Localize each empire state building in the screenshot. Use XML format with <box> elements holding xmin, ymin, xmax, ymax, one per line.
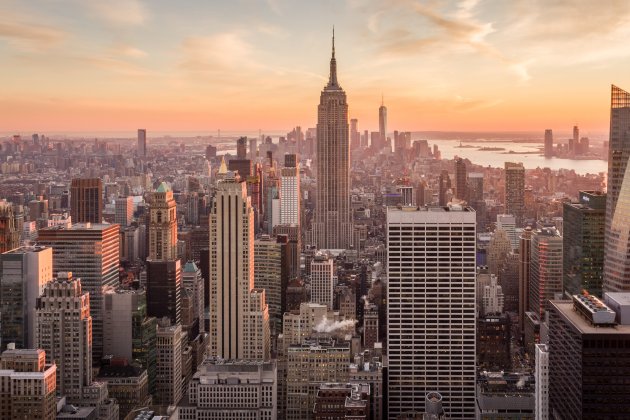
<box><xmin>313</xmin><ymin>30</ymin><xmax>353</xmax><ymax>250</ymax></box>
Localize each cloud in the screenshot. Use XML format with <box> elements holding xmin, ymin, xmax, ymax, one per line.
<box><xmin>0</xmin><ymin>18</ymin><xmax>66</xmax><ymax>48</ymax></box>
<box><xmin>87</xmin><ymin>0</ymin><xmax>147</xmax><ymax>25</ymax></box>
<box><xmin>179</xmin><ymin>32</ymin><xmax>253</xmax><ymax>72</ymax></box>
<box><xmin>109</xmin><ymin>44</ymin><xmax>148</xmax><ymax>58</ymax></box>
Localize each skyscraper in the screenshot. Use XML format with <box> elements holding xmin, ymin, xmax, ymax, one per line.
<box><xmin>387</xmin><ymin>205</ymin><xmax>476</xmax><ymax>419</ymax></box>
<box><xmin>115</xmin><ymin>196</ymin><xmax>134</xmax><ymax>227</ymax></box>
<box><xmin>254</xmin><ymin>235</ymin><xmax>286</xmax><ymax>333</ymax></box>
<box><xmin>454</xmin><ymin>158</ymin><xmax>467</xmax><ymax>201</ymax></box>
<box><xmin>310</xmin><ymin>252</ymin><xmax>334</xmax><ymax>310</ymax></box>
<box><xmin>350</xmin><ymin>118</ymin><xmax>359</xmax><ymax>149</ymax></box>
<box><xmin>505</xmin><ymin>162</ymin><xmax>525</xmax><ymax>226</ymax></box>
<box><xmin>563</xmin><ymin>191</ymin><xmax>606</xmax><ymax>296</ymax></box>
<box><xmin>604</xmin><ymin>85</ymin><xmax>630</xmax><ymax>292</ymax></box>
<box><xmin>36</xmin><ymin>272</ymin><xmax>91</xmax><ymax>403</ymax></box>
<box><xmin>529</xmin><ymin>227</ymin><xmax>563</xmax><ymax>319</ymax></box>
<box><xmin>544</xmin><ymin>129</ymin><xmax>553</xmax><ymax>158</ymax></box>
<box><xmin>519</xmin><ymin>227</ymin><xmax>532</xmax><ymax>336</ymax></box>
<box><xmin>379</xmin><ymin>95</ymin><xmax>387</xmax><ymax>151</ymax></box>
<box><xmin>236</xmin><ymin>136</ymin><xmax>247</xmax><ymax>159</ymax></box>
<box><xmin>209</xmin><ymin>171</ymin><xmax>270</xmax><ymax>361</ymax></box>
<box><xmin>37</xmin><ymin>223</ymin><xmax>120</xmax><ymax>361</ymax></box>
<box><xmin>0</xmin><ymin>201</ymin><xmax>20</xmax><ymax>253</ymax></box>
<box><xmin>146</xmin><ymin>260</ymin><xmax>182</xmax><ymax>326</ymax></box>
<box><xmin>70</xmin><ymin>178</ymin><xmax>103</xmax><ymax>224</ymax></box>
<box><xmin>280</xmin><ymin>153</ymin><xmax>300</xmax><ymax>226</ymax></box>
<box><xmin>496</xmin><ymin>214</ymin><xmax>518</xmax><ymax>250</ymax></box>
<box><xmin>313</xmin><ymin>30</ymin><xmax>352</xmax><ymax>250</ymax></box>
<box><xmin>0</xmin><ymin>245</ymin><xmax>53</xmax><ymax>350</ymax></box>
<box><xmin>438</xmin><ymin>170</ymin><xmax>451</xmax><ymax>206</ymax></box>
<box><xmin>137</xmin><ymin>129</ymin><xmax>146</xmax><ymax>158</ymax></box>
<box><xmin>148</xmin><ymin>182</ymin><xmax>178</xmax><ymax>261</ymax></box>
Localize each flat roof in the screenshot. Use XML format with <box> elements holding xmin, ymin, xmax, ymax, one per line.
<box><xmin>550</xmin><ymin>300</ymin><xmax>630</xmax><ymax>334</ymax></box>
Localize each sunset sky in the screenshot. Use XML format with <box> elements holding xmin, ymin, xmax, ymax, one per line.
<box><xmin>2</xmin><ymin>0</ymin><xmax>630</xmax><ymax>134</ymax></box>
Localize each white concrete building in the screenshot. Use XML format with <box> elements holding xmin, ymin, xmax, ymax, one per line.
<box><xmin>280</xmin><ymin>154</ymin><xmax>300</xmax><ymax>226</ymax></box>
<box><xmin>535</xmin><ymin>343</ymin><xmax>549</xmax><ymax>420</ymax></box>
<box><xmin>310</xmin><ymin>252</ymin><xmax>334</xmax><ymax>310</ymax></box>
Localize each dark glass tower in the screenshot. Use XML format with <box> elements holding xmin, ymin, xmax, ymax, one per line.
<box><xmin>604</xmin><ymin>85</ymin><xmax>630</xmax><ymax>292</ymax></box>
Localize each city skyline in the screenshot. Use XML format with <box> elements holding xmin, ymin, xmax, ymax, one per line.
<box><xmin>2</xmin><ymin>1</ymin><xmax>630</xmax><ymax>133</ymax></box>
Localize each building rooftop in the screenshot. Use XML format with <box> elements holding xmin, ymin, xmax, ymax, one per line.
<box><xmin>39</xmin><ymin>222</ymin><xmax>116</xmax><ymax>231</ymax></box>
<box><xmin>550</xmin><ymin>300</ymin><xmax>630</xmax><ymax>334</ymax></box>
<box><xmin>2</xmin><ymin>245</ymin><xmax>50</xmax><ymax>254</ymax></box>
<box><xmin>182</xmin><ymin>261</ymin><xmax>199</xmax><ymax>273</ymax></box>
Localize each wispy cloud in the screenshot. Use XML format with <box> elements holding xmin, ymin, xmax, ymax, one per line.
<box><xmin>0</xmin><ymin>18</ymin><xmax>66</xmax><ymax>49</ymax></box>
<box><xmin>87</xmin><ymin>0</ymin><xmax>148</xmax><ymax>25</ymax></box>
<box><xmin>179</xmin><ymin>32</ymin><xmax>253</xmax><ymax>72</ymax></box>
<box><xmin>109</xmin><ymin>44</ymin><xmax>148</xmax><ymax>59</ymax></box>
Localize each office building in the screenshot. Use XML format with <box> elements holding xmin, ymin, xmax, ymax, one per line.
<box><xmin>148</xmin><ymin>182</ymin><xmax>178</xmax><ymax>261</ymax></box>
<box><xmin>487</xmin><ymin>228</ymin><xmax>511</xmax><ymax>276</ymax></box>
<box><xmin>604</xmin><ymin>85</ymin><xmax>630</xmax><ymax>292</ymax></box>
<box><xmin>535</xmin><ymin>343</ymin><xmax>549</xmax><ymax>420</ymax></box>
<box><xmin>310</xmin><ymin>252</ymin><xmax>335</xmax><ymax>310</ymax></box>
<box><xmin>454</xmin><ymin>157</ymin><xmax>467</xmax><ymax>201</ymax></box>
<box><xmin>0</xmin><ymin>347</ymin><xmax>57</xmax><ymax>420</ymax></box>
<box><xmin>475</xmin><ymin>372</ymin><xmax>534</xmax><ymax>420</ymax></box>
<box><xmin>35</xmin><ymin>272</ymin><xmax>91</xmax><ymax>403</ymax></box>
<box><xmin>254</xmin><ymin>235</ymin><xmax>287</xmax><ymax>333</ymax></box>
<box><xmin>115</xmin><ymin>196</ymin><xmax>134</xmax><ymax>227</ymax></box>
<box><xmin>146</xmin><ymin>259</ymin><xmax>182</xmax><ymax>326</ymax></box>
<box><xmin>155</xmin><ymin>318</ymin><xmax>184</xmax><ymax>406</ymax></box>
<box><xmin>37</xmin><ymin>223</ymin><xmax>120</xmax><ymax>361</ymax></box>
<box><xmin>505</xmin><ymin>162</ymin><xmax>525</xmax><ymax>226</ymax></box>
<box><xmin>182</xmin><ymin>261</ymin><xmax>205</xmax><ymax>333</ymax></box>
<box><xmin>286</xmin><ymin>338</ymin><xmax>351</xmax><ymax>420</ymax></box>
<box><xmin>544</xmin><ymin>129</ymin><xmax>553</xmax><ymax>158</ymax></box>
<box><xmin>314</xmin><ymin>383</ymin><xmax>370</xmax><ymax>420</ymax></box>
<box><xmin>102</xmin><ymin>289</ymin><xmax>157</xmax><ymax>392</ymax></box>
<box><xmin>519</xmin><ymin>227</ymin><xmax>532</xmax><ymax>335</ymax></box>
<box><xmin>178</xmin><ymin>358</ymin><xmax>277</xmax><ymax>419</ymax></box>
<box><xmin>237</xmin><ymin>136</ymin><xmax>247</xmax><ymax>159</ymax></box>
<box><xmin>387</xmin><ymin>205</ymin><xmax>477</xmax><ymax>419</ymax></box>
<box><xmin>209</xmin><ymin>171</ymin><xmax>270</xmax><ymax>361</ymax></box>
<box><xmin>379</xmin><ymin>96</ymin><xmax>387</xmax><ymax>151</ymax></box>
<box><xmin>529</xmin><ymin>227</ymin><xmax>563</xmax><ymax>319</ymax></box>
<box><xmin>438</xmin><ymin>170</ymin><xmax>451</xmax><ymax>206</ymax></box>
<box><xmin>70</xmin><ymin>178</ymin><xmax>103</xmax><ymax>224</ymax></box>
<box><xmin>482</xmin><ymin>275</ymin><xmax>504</xmax><ymax>315</ymax></box>
<box><xmin>0</xmin><ymin>201</ymin><xmax>20</xmax><ymax>253</ymax></box>
<box><xmin>313</xmin><ymin>31</ymin><xmax>353</xmax><ymax>250</ymax></box>
<box><xmin>548</xmin><ymin>294</ymin><xmax>630</xmax><ymax>418</ymax></box>
<box><xmin>477</xmin><ymin>313</ymin><xmax>511</xmax><ymax>370</ymax></box>
<box><xmin>496</xmin><ymin>214</ymin><xmax>518</xmax><ymax>250</ymax></box>
<box><xmin>280</xmin><ymin>153</ymin><xmax>301</xmax><ymax>226</ymax></box>
<box><xmin>273</xmin><ymin>224</ymin><xmax>301</xmax><ymax>281</ymax></box>
<box><xmin>0</xmin><ymin>245</ymin><xmax>53</xmax><ymax>350</ymax></box>
<box><xmin>563</xmin><ymin>191</ymin><xmax>606</xmax><ymax>296</ymax></box>
<box><xmin>96</xmin><ymin>362</ymin><xmax>151</xmax><ymax>419</ymax></box>
<box><xmin>137</xmin><ymin>129</ymin><xmax>146</xmax><ymax>157</ymax></box>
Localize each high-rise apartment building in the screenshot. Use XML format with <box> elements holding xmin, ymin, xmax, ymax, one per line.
<box><xmin>563</xmin><ymin>191</ymin><xmax>606</xmax><ymax>296</ymax></box>
<box><xmin>505</xmin><ymin>162</ymin><xmax>525</xmax><ymax>226</ymax></box>
<box><xmin>529</xmin><ymin>227</ymin><xmax>563</xmax><ymax>319</ymax></box>
<box><xmin>310</xmin><ymin>252</ymin><xmax>334</xmax><ymax>310</ymax></box>
<box><xmin>280</xmin><ymin>153</ymin><xmax>301</xmax><ymax>226</ymax></box>
<box><xmin>70</xmin><ymin>178</ymin><xmax>103</xmax><ymax>224</ymax></box>
<box><xmin>0</xmin><ymin>348</ymin><xmax>57</xmax><ymax>420</ymax></box>
<box><xmin>178</xmin><ymin>359</ymin><xmax>277</xmax><ymax>419</ymax></box>
<box><xmin>454</xmin><ymin>158</ymin><xmax>467</xmax><ymax>201</ymax></box>
<box><xmin>35</xmin><ymin>272</ymin><xmax>91</xmax><ymax>403</ymax></box>
<box><xmin>313</xmin><ymin>31</ymin><xmax>353</xmax><ymax>249</ymax></box>
<box><xmin>544</xmin><ymin>129</ymin><xmax>553</xmax><ymax>158</ymax></box>
<box><xmin>209</xmin><ymin>172</ymin><xmax>270</xmax><ymax>361</ymax></box>
<box><xmin>115</xmin><ymin>196</ymin><xmax>134</xmax><ymax>227</ymax></box>
<box><xmin>548</xmin><ymin>294</ymin><xmax>630</xmax><ymax>418</ymax></box>
<box><xmin>387</xmin><ymin>205</ymin><xmax>477</xmax><ymax>419</ymax></box>
<box><xmin>0</xmin><ymin>245</ymin><xmax>52</xmax><ymax>350</ymax></box>
<box><xmin>379</xmin><ymin>96</ymin><xmax>387</xmax><ymax>152</ymax></box>
<box><xmin>38</xmin><ymin>223</ymin><xmax>120</xmax><ymax>361</ymax></box>
<box><xmin>604</xmin><ymin>85</ymin><xmax>630</xmax><ymax>292</ymax></box>
<box><xmin>148</xmin><ymin>182</ymin><xmax>178</xmax><ymax>261</ymax></box>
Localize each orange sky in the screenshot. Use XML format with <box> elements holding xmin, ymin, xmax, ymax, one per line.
<box><xmin>2</xmin><ymin>0</ymin><xmax>630</xmax><ymax>135</ymax></box>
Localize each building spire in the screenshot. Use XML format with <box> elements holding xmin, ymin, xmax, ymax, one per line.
<box><xmin>327</xmin><ymin>26</ymin><xmax>339</xmax><ymax>88</ymax></box>
<box><xmin>381</xmin><ymin>93</ymin><xmax>384</xmax><ymax>107</ymax></box>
